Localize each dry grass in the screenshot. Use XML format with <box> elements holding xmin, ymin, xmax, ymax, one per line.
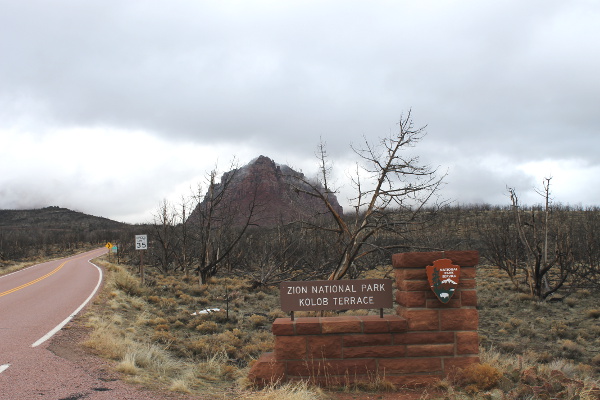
<box><xmin>0</xmin><ymin>260</ymin><xmax>44</xmax><ymax>276</ymax></box>
<box><xmin>457</xmin><ymin>363</ymin><xmax>503</xmax><ymax>392</ymax></box>
<box><xmin>586</xmin><ymin>309</ymin><xmax>600</xmax><ymax>319</ymax></box>
<box><xmin>116</xmin><ymin>353</ymin><xmax>140</xmax><ymax>375</ymax></box>
<box><xmin>79</xmin><ymin>257</ymin><xmax>599</xmax><ymax>399</ymax></box>
<box><xmin>243</xmin><ymin>381</ymin><xmax>325</xmax><ymax>400</ymax></box>
<box><xmin>477</xmin><ymin>265</ymin><xmax>600</xmax><ymax>367</ymax></box>
<box><xmin>431</xmin><ymin>347</ymin><xmax>600</xmax><ymax>399</ymax></box>
<box><xmin>84</xmin><ymin>259</ymin><xmax>276</xmax><ymax>395</ymax></box>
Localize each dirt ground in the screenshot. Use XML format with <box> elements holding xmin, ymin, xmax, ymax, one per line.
<box><xmin>325</xmin><ymin>390</ymin><xmax>444</xmax><ymax>399</ymax></box>
<box><xmin>45</xmin><ymin>323</ymin><xmax>197</xmax><ymax>400</ymax></box>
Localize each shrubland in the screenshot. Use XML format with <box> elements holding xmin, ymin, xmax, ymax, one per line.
<box><xmin>2</xmin><ymin>206</ymin><xmax>599</xmax><ymax>398</ymax></box>
<box><xmin>78</xmin><ymin>256</ymin><xmax>599</xmax><ymax>399</ymax></box>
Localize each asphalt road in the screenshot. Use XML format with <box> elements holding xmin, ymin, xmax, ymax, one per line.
<box><xmin>0</xmin><ymin>248</ymin><xmax>107</xmax><ymax>398</ymax></box>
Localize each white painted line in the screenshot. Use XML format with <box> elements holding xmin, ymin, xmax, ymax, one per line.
<box><xmin>0</xmin><ymin>364</ymin><xmax>10</xmax><ymax>373</ymax></box>
<box><xmin>0</xmin><ymin>248</ymin><xmax>103</xmax><ymax>280</ymax></box>
<box><xmin>31</xmin><ymin>258</ymin><xmax>103</xmax><ymax>348</ymax></box>
<box><xmin>0</xmin><ymin>263</ymin><xmax>42</xmax><ymax>280</ymax></box>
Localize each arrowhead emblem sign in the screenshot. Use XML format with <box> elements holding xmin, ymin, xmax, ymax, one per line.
<box><xmin>426</xmin><ymin>259</ymin><xmax>460</xmax><ymax>304</ymax></box>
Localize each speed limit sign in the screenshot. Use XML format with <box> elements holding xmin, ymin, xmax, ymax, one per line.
<box><xmin>135</xmin><ymin>235</ymin><xmax>148</xmax><ymax>250</ymax></box>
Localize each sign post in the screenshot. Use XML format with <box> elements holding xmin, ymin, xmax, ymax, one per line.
<box><xmin>280</xmin><ymin>279</ymin><xmax>393</xmax><ymax>320</ymax></box>
<box><xmin>135</xmin><ymin>235</ymin><xmax>147</xmax><ymax>285</ymax></box>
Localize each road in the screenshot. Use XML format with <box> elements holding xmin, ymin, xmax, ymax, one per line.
<box><xmin>0</xmin><ymin>249</ymin><xmax>107</xmax><ymax>399</ymax></box>
<box><xmin>0</xmin><ymin>248</ymin><xmax>106</xmax><ymax>397</ymax></box>
<box><xmin>0</xmin><ymin>248</ymin><xmax>194</xmax><ymax>400</ymax></box>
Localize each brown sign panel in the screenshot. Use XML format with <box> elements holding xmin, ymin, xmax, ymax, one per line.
<box><xmin>280</xmin><ymin>279</ymin><xmax>393</xmax><ymax>312</ymax></box>
<box><xmin>426</xmin><ymin>259</ymin><xmax>460</xmax><ymax>304</ymax></box>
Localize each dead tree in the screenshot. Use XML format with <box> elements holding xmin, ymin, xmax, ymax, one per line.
<box><xmin>151</xmin><ymin>199</ymin><xmax>179</xmax><ymax>273</ymax></box>
<box><xmin>508</xmin><ymin>179</ymin><xmax>577</xmax><ymax>300</ymax></box>
<box><xmin>187</xmin><ymin>163</ymin><xmax>261</xmax><ymax>284</ymax></box>
<box><xmin>579</xmin><ymin>206</ymin><xmax>600</xmax><ymax>289</ymax></box>
<box><xmin>291</xmin><ymin>111</ymin><xmax>445</xmax><ymax>280</ymax></box>
<box><xmin>233</xmin><ymin>224</ymin><xmax>333</xmax><ymax>288</ymax></box>
<box><xmin>477</xmin><ymin>206</ymin><xmax>523</xmax><ymax>290</ymax></box>
<box><xmin>175</xmin><ymin>194</ymin><xmax>194</xmax><ymax>277</ymax></box>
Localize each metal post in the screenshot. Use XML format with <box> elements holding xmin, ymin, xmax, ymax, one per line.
<box><xmin>140</xmin><ymin>250</ymin><xmax>145</xmax><ymax>286</ymax></box>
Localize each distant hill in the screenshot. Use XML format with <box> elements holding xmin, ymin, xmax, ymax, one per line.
<box><xmin>189</xmin><ymin>155</ymin><xmax>344</xmax><ymax>227</ymax></box>
<box><xmin>0</xmin><ymin>206</ymin><xmax>127</xmax><ymax>231</ymax></box>
<box><xmin>0</xmin><ymin>206</ymin><xmax>130</xmax><ymax>260</ymax></box>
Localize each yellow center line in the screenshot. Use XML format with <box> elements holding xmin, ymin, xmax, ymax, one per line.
<box><xmin>0</xmin><ymin>261</ymin><xmax>68</xmax><ymax>298</ymax></box>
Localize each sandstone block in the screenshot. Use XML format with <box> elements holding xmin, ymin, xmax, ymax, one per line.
<box><xmin>247</xmin><ymin>352</ymin><xmax>286</xmax><ymax>386</ymax></box>
<box><xmin>287</xmin><ymin>358</ymin><xmax>377</xmax><ymax>377</ymax></box>
<box><xmin>386</xmin><ymin>315</ymin><xmax>408</xmax><ymax>332</ymax></box>
<box><xmin>460</xmin><ymin>279</ymin><xmax>477</xmax><ymax>289</ymax></box>
<box><xmin>461</xmin><ymin>290</ymin><xmax>477</xmax><ymax>307</ymax></box>
<box><xmin>343</xmin><ymin>333</ymin><xmax>392</xmax><ymax>347</ymax></box>
<box><xmin>440</xmin><ymin>309</ymin><xmax>479</xmax><ymax>331</ymax></box>
<box><xmin>275</xmin><ymin>336</ymin><xmax>306</xmax><ymax>360</ymax></box>
<box><xmin>444</xmin><ymin>356</ymin><xmax>480</xmax><ymax>376</ymax></box>
<box><xmin>398</xmin><ymin>280</ymin><xmax>430</xmax><ymax>291</ymax></box>
<box><xmin>460</xmin><ymin>266</ymin><xmax>477</xmax><ymax>279</ymax></box>
<box><xmin>295</xmin><ymin>318</ymin><xmax>321</xmax><ymax>335</ymax></box>
<box><xmin>397</xmin><ymin>291</ymin><xmax>427</xmax><ymax>307</ymax></box>
<box><xmin>272</xmin><ymin>318</ymin><xmax>295</xmax><ymax>336</ymax></box>
<box><xmin>379</xmin><ymin>357</ymin><xmax>442</xmax><ymax>374</ymax></box>
<box><xmin>456</xmin><ymin>331</ymin><xmax>479</xmax><ymax>355</ymax></box>
<box><xmin>393</xmin><ymin>331</ymin><xmax>454</xmax><ymax>345</ymax></box>
<box><xmin>426</xmin><ymin>298</ymin><xmax>461</xmax><ymax>308</ymax></box>
<box><xmin>307</xmin><ymin>335</ymin><xmax>343</xmax><ymax>359</ymax></box>
<box><xmin>401</xmin><ymin>309</ymin><xmax>440</xmax><ymax>331</ymax></box>
<box><xmin>343</xmin><ymin>345</ymin><xmax>406</xmax><ymax>359</ymax></box>
<box><xmin>395</xmin><ymin>268</ymin><xmax>427</xmax><ymax>281</ymax></box>
<box><xmin>321</xmin><ymin>316</ymin><xmax>362</xmax><ymax>334</ymax></box>
<box><xmin>406</xmin><ymin>344</ymin><xmax>455</xmax><ymax>357</ymax></box>
<box><xmin>360</xmin><ymin>316</ymin><xmax>389</xmax><ymax>333</ymax></box>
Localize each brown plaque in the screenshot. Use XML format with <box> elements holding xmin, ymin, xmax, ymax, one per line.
<box><xmin>426</xmin><ymin>259</ymin><xmax>460</xmax><ymax>304</ymax></box>
<box><xmin>280</xmin><ymin>279</ymin><xmax>393</xmax><ymax>312</ymax></box>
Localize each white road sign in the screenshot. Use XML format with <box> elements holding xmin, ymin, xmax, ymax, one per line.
<box><xmin>135</xmin><ymin>235</ymin><xmax>148</xmax><ymax>250</ymax></box>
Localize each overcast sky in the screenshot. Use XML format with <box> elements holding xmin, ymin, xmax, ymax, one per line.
<box><xmin>1</xmin><ymin>0</ymin><xmax>599</xmax><ymax>223</ymax></box>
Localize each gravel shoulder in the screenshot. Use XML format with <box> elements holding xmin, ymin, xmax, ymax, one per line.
<box><xmin>43</xmin><ymin>320</ymin><xmax>198</xmax><ymax>400</ymax></box>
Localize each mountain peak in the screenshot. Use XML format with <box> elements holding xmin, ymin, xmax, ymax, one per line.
<box><xmin>190</xmin><ymin>156</ymin><xmax>343</xmax><ymax>227</ymax></box>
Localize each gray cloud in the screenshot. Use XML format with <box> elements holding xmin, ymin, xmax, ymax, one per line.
<box><xmin>1</xmin><ymin>0</ymin><xmax>599</xmax><ymax>222</ymax></box>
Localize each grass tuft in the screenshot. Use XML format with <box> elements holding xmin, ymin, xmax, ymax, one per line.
<box><xmin>457</xmin><ymin>363</ymin><xmax>502</xmax><ymax>391</ymax></box>
<box><xmin>116</xmin><ymin>353</ymin><xmax>140</xmax><ymax>375</ymax></box>
<box><xmin>244</xmin><ymin>381</ymin><xmax>325</xmax><ymax>400</ymax></box>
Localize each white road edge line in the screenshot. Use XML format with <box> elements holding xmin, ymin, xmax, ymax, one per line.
<box><xmin>0</xmin><ymin>263</ymin><xmax>42</xmax><ymax>280</ymax></box>
<box><xmin>31</xmin><ymin>257</ymin><xmax>103</xmax><ymax>348</ymax></box>
<box><xmin>0</xmin><ymin>364</ymin><xmax>10</xmax><ymax>373</ymax></box>
<box><xmin>1</xmin><ymin>251</ymin><xmax>92</xmax><ymax>280</ymax></box>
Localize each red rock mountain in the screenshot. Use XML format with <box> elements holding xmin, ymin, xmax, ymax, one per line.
<box><xmin>189</xmin><ymin>156</ymin><xmax>344</xmax><ymax>227</ymax></box>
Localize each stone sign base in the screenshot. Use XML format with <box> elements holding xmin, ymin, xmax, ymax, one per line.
<box><xmin>248</xmin><ymin>251</ymin><xmax>479</xmax><ymax>387</ymax></box>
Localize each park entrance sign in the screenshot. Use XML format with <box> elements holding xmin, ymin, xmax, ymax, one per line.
<box><xmin>280</xmin><ymin>279</ymin><xmax>393</xmax><ymax>314</ymax></box>
<box><xmin>251</xmin><ymin>251</ymin><xmax>480</xmax><ymax>387</ymax></box>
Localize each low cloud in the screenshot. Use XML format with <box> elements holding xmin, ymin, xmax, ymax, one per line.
<box><xmin>1</xmin><ymin>1</ymin><xmax>599</xmax><ymax>221</ymax></box>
